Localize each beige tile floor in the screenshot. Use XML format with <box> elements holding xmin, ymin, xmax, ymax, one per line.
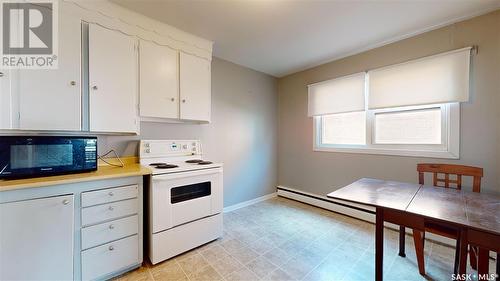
<box><xmin>116</xmin><ymin>197</ymin><xmax>497</xmax><ymax>281</ymax></box>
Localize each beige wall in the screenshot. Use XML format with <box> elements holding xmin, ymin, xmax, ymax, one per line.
<box><xmin>278</xmin><ymin>10</ymin><xmax>500</xmax><ymax>196</ymax></box>
<box><xmin>100</xmin><ymin>58</ymin><xmax>278</xmax><ymax>207</ymax></box>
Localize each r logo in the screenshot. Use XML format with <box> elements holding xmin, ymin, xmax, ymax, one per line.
<box><xmin>2</xmin><ymin>2</ymin><xmax>53</xmax><ymax>55</ymax></box>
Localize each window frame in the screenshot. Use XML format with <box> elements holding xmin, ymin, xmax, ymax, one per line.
<box><xmin>313</xmin><ymin>103</ymin><xmax>460</xmax><ymax>159</ymax></box>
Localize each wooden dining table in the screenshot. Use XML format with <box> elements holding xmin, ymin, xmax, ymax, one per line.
<box><xmin>327</xmin><ymin>178</ymin><xmax>500</xmax><ymax>281</ymax></box>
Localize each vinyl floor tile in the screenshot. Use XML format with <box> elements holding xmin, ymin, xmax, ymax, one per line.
<box><xmin>117</xmin><ymin>197</ymin><xmax>471</xmax><ymax>281</ymax></box>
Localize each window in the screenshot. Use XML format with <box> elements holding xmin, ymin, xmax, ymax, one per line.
<box><xmin>374</xmin><ymin>107</ymin><xmax>441</xmax><ymax>145</ymax></box>
<box><xmin>314</xmin><ymin>103</ymin><xmax>459</xmax><ymax>158</ymax></box>
<box><xmin>321</xmin><ymin>111</ymin><xmax>366</xmax><ymax>145</ymax></box>
<box><xmin>309</xmin><ymin>47</ymin><xmax>470</xmax><ymax>159</ymax></box>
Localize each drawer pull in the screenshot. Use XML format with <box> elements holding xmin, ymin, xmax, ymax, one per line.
<box><xmin>108</xmin><ymin>206</ymin><xmax>114</xmax><ymax>211</ymax></box>
<box><xmin>62</xmin><ymin>199</ymin><xmax>70</xmax><ymax>205</ymax></box>
<box><xmin>109</xmin><ymin>224</ymin><xmax>114</xmax><ymax>230</ymax></box>
<box><xmin>108</xmin><ymin>245</ymin><xmax>114</xmax><ymax>251</ymax></box>
<box><xmin>108</xmin><ymin>191</ymin><xmax>114</xmax><ymax>196</ymax></box>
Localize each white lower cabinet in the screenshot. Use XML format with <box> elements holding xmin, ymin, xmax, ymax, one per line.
<box><xmin>0</xmin><ymin>195</ymin><xmax>74</xmax><ymax>281</ymax></box>
<box><xmin>80</xmin><ymin>183</ymin><xmax>142</xmax><ymax>280</ymax></box>
<box><xmin>82</xmin><ymin>235</ymin><xmax>139</xmax><ymax>281</ymax></box>
<box><xmin>81</xmin><ymin>198</ymin><xmax>139</xmax><ymax>226</ymax></box>
<box><xmin>82</xmin><ymin>215</ymin><xmax>139</xmax><ymax>250</ymax></box>
<box><xmin>0</xmin><ymin>176</ymin><xmax>143</xmax><ymax>281</ymax></box>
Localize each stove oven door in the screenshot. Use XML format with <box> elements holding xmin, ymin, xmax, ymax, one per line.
<box><xmin>151</xmin><ymin>168</ymin><xmax>223</xmax><ymax>233</ymax></box>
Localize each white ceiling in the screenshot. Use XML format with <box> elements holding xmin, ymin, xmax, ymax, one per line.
<box><xmin>114</xmin><ymin>0</ymin><xmax>500</xmax><ymax>77</ymax></box>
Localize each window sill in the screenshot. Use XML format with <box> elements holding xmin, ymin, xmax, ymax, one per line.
<box><xmin>313</xmin><ymin>146</ymin><xmax>459</xmax><ymax>159</ymax></box>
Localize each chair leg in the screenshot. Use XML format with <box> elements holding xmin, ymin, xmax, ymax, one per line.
<box><xmin>399</xmin><ymin>226</ymin><xmax>406</xmax><ymax>257</ymax></box>
<box><xmin>413</xmin><ymin>229</ymin><xmax>426</xmax><ymax>276</ymax></box>
<box><xmin>477</xmin><ymin>248</ymin><xmax>489</xmax><ymax>276</ymax></box>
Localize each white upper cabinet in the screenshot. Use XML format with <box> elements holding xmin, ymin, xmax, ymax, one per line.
<box><xmin>1</xmin><ymin>6</ymin><xmax>81</xmax><ymax>131</ymax></box>
<box><xmin>0</xmin><ymin>1</ymin><xmax>213</xmax><ymax>132</ymax></box>
<box><xmin>0</xmin><ymin>195</ymin><xmax>74</xmax><ymax>281</ymax></box>
<box><xmin>179</xmin><ymin>52</ymin><xmax>211</xmax><ymax>122</ymax></box>
<box><xmin>139</xmin><ymin>41</ymin><xmax>179</xmax><ymax>119</ymax></box>
<box><xmin>88</xmin><ymin>24</ymin><xmax>138</xmax><ymax>134</ymax></box>
<box><xmin>0</xmin><ymin>70</ymin><xmax>15</xmax><ymax>129</ymax></box>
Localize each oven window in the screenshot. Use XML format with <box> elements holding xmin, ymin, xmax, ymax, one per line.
<box><xmin>10</xmin><ymin>144</ymin><xmax>73</xmax><ymax>169</ymax></box>
<box><xmin>171</xmin><ymin>182</ymin><xmax>211</xmax><ymax>204</ymax></box>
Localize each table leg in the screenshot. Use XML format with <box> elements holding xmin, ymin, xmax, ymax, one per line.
<box><xmin>376</xmin><ymin>207</ymin><xmax>384</xmax><ymax>281</ymax></box>
<box><xmin>459</xmin><ymin>228</ymin><xmax>467</xmax><ymax>275</ymax></box>
<box><xmin>453</xmin><ymin>237</ymin><xmax>460</xmax><ymax>274</ymax></box>
<box><xmin>478</xmin><ymin>248</ymin><xmax>489</xmax><ymax>276</ymax></box>
<box><xmin>399</xmin><ymin>226</ymin><xmax>406</xmax><ymax>257</ymax></box>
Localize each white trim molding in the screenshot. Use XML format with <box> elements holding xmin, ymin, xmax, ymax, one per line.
<box><xmin>223</xmin><ymin>192</ymin><xmax>277</xmax><ymax>213</ymax></box>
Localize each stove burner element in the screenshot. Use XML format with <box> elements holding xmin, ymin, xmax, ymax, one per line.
<box><xmin>198</xmin><ymin>161</ymin><xmax>213</xmax><ymax>165</ymax></box>
<box><xmin>185</xmin><ymin>159</ymin><xmax>204</xmax><ymax>164</ymax></box>
<box><xmin>155</xmin><ymin>164</ymin><xmax>179</xmax><ymax>169</ymax></box>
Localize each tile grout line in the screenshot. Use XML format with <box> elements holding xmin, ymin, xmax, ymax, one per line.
<box><xmin>175</xmin><ymin>258</ymin><xmax>193</xmax><ymax>281</ymax></box>
<box><xmin>140</xmin><ymin>197</ymin><xmax>461</xmax><ymax>281</ymax></box>
<box><xmin>300</xmin><ymin>227</ymin><xmax>364</xmax><ymax>281</ymax></box>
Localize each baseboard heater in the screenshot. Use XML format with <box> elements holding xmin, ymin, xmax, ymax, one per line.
<box><xmin>276</xmin><ymin>186</ymin><xmax>375</xmax><ymax>215</ymax></box>
<box><xmin>276</xmin><ymin>185</ymin><xmax>457</xmax><ymax>247</ymax></box>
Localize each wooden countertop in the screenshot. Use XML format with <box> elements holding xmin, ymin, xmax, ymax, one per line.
<box><xmin>0</xmin><ymin>163</ymin><xmax>152</xmax><ymax>192</ymax></box>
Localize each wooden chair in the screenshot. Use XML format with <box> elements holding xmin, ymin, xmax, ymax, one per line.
<box><xmin>399</xmin><ymin>163</ymin><xmax>483</xmax><ymax>276</ymax></box>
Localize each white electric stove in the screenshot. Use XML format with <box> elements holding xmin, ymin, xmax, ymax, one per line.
<box><xmin>140</xmin><ymin>140</ymin><xmax>223</xmax><ymax>264</ymax></box>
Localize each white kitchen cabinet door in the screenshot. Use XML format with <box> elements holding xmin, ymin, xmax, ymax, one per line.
<box><xmin>17</xmin><ymin>4</ymin><xmax>81</xmax><ymax>131</ymax></box>
<box><xmin>140</xmin><ymin>41</ymin><xmax>179</xmax><ymax>119</ymax></box>
<box><xmin>89</xmin><ymin>24</ymin><xmax>138</xmax><ymax>133</ymax></box>
<box><xmin>0</xmin><ymin>195</ymin><xmax>74</xmax><ymax>281</ymax></box>
<box><xmin>179</xmin><ymin>52</ymin><xmax>211</xmax><ymax>122</ymax></box>
<box><xmin>0</xmin><ymin>69</ymin><xmax>17</xmax><ymax>129</ymax></box>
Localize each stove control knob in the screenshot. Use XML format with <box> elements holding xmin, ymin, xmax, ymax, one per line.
<box><xmin>145</xmin><ymin>149</ymin><xmax>151</xmax><ymax>153</ymax></box>
<box><xmin>183</xmin><ymin>144</ymin><xmax>188</xmax><ymax>149</ymax></box>
<box><xmin>144</xmin><ymin>143</ymin><xmax>150</xmax><ymax>148</ymax></box>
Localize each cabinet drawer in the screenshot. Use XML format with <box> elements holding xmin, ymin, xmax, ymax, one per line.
<box><xmin>82</xmin><ymin>215</ymin><xmax>138</xmax><ymax>250</ymax></box>
<box><xmin>81</xmin><ymin>235</ymin><xmax>139</xmax><ymax>281</ymax></box>
<box><xmin>82</xmin><ymin>185</ymin><xmax>138</xmax><ymax>207</ymax></box>
<box><xmin>82</xmin><ymin>198</ymin><xmax>138</xmax><ymax>226</ymax></box>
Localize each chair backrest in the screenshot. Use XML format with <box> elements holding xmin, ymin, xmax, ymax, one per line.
<box><xmin>417</xmin><ymin>163</ymin><xmax>483</xmax><ymax>193</ymax></box>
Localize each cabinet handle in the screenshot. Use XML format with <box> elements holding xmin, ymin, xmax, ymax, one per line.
<box><xmin>182</xmin><ymin>99</ymin><xmax>186</xmax><ymax>103</ymax></box>
<box><xmin>108</xmin><ymin>191</ymin><xmax>114</xmax><ymax>196</ymax></box>
<box><xmin>109</xmin><ymin>224</ymin><xmax>114</xmax><ymax>230</ymax></box>
<box><xmin>171</xmin><ymin>98</ymin><xmax>175</xmax><ymax>102</ymax></box>
<box><xmin>70</xmin><ymin>81</ymin><xmax>76</xmax><ymax>86</ymax></box>
<box><xmin>62</xmin><ymin>199</ymin><xmax>70</xmax><ymax>205</ymax></box>
<box><xmin>108</xmin><ymin>206</ymin><xmax>114</xmax><ymax>211</ymax></box>
<box><xmin>92</xmin><ymin>85</ymin><xmax>98</xmax><ymax>90</ymax></box>
<box><xmin>0</xmin><ymin>72</ymin><xmax>4</xmax><ymax>77</ymax></box>
<box><xmin>108</xmin><ymin>245</ymin><xmax>114</xmax><ymax>251</ymax></box>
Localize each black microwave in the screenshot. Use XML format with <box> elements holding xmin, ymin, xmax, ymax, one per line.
<box><xmin>0</xmin><ymin>136</ymin><xmax>97</xmax><ymax>179</ymax></box>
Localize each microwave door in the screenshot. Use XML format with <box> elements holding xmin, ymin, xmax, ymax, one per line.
<box><xmin>0</xmin><ymin>136</ymin><xmax>97</xmax><ymax>179</ymax></box>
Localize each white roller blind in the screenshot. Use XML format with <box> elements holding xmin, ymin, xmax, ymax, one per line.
<box><xmin>368</xmin><ymin>47</ymin><xmax>471</xmax><ymax>109</ymax></box>
<box><xmin>308</xmin><ymin>72</ymin><xmax>366</xmax><ymax>116</ymax></box>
